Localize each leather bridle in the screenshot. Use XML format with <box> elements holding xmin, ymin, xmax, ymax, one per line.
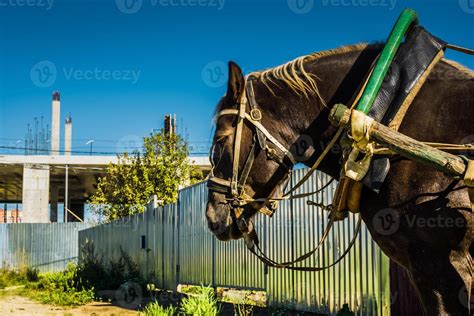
<box><xmin>208</xmin><ymin>76</ymin><xmax>296</xmax><ymax>218</ymax></box>
<box><xmin>207</xmin><ymin>75</ymin><xmax>362</xmax><ymax>271</ymax></box>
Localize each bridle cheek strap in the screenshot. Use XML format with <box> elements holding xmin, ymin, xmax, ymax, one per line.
<box><xmin>230</xmin><ymin>87</ymin><xmax>248</xmax><ymax>196</ymax></box>
<box><xmin>210</xmin><ymin>79</ymin><xmax>295</xmax><ymax>204</ymax></box>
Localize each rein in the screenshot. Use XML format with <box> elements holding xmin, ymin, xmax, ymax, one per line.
<box><xmin>207</xmin><ymin>64</ymin><xmax>374</xmax><ymax>270</ymax></box>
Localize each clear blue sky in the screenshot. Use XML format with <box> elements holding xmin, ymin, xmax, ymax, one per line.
<box><xmin>0</xmin><ymin>0</ymin><xmax>473</xmax><ymax>155</ymax></box>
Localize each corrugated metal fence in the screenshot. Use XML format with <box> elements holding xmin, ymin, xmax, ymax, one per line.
<box><xmin>0</xmin><ymin>223</ymin><xmax>90</xmax><ymax>272</ymax></box>
<box><xmin>79</xmin><ymin>169</ymin><xmax>391</xmax><ymax>315</ymax></box>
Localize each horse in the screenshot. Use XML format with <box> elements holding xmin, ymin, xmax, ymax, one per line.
<box><xmin>205</xmin><ymin>43</ymin><xmax>473</xmax><ymax>315</ymax></box>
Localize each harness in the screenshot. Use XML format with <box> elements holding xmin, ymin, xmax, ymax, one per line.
<box><xmin>208</xmin><ymin>74</ymin><xmax>365</xmax><ymax>271</ymax></box>
<box><xmin>208</xmin><ymin>8</ymin><xmax>474</xmax><ymax>271</ymax></box>
<box><xmin>208</xmin><ymin>78</ymin><xmax>295</xmax><ymax>215</ymax></box>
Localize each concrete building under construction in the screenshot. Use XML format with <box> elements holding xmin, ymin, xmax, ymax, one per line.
<box><xmin>0</xmin><ymin>93</ymin><xmax>211</xmax><ymax>223</ymax></box>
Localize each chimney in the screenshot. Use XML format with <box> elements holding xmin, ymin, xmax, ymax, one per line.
<box><xmin>51</xmin><ymin>91</ymin><xmax>60</xmax><ymax>155</ymax></box>
<box><xmin>164</xmin><ymin>114</ymin><xmax>177</xmax><ymax>136</ymax></box>
<box><xmin>65</xmin><ymin>114</ymin><xmax>72</xmax><ymax>156</ymax></box>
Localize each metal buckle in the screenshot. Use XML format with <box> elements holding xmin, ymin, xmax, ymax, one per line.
<box><xmin>250</xmin><ymin>109</ymin><xmax>262</xmax><ymax>121</ymax></box>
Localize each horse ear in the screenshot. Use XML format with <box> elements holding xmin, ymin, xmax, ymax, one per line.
<box><xmin>227</xmin><ymin>61</ymin><xmax>244</xmax><ymax>102</ymax></box>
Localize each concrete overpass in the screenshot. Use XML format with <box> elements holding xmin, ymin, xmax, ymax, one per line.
<box><xmin>0</xmin><ymin>155</ymin><xmax>211</xmax><ymax>223</ymax></box>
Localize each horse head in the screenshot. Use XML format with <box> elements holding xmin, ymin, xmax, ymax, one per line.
<box><xmin>206</xmin><ymin>47</ymin><xmax>380</xmax><ymax>241</ymax></box>
<box><xmin>205</xmin><ymin>59</ymin><xmax>328</xmax><ymax>241</ymax></box>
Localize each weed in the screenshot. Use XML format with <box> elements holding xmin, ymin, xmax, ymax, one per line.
<box><xmin>143</xmin><ymin>301</ymin><xmax>176</xmax><ymax>315</ymax></box>
<box><xmin>180</xmin><ymin>285</ymin><xmax>220</xmax><ymax>316</ymax></box>
<box><xmin>0</xmin><ymin>266</ymin><xmax>38</xmax><ymax>289</ymax></box>
<box><xmin>28</xmin><ymin>262</ymin><xmax>94</xmax><ymax>306</ymax></box>
<box><xmin>78</xmin><ymin>241</ymin><xmax>144</xmax><ymax>295</ymax></box>
<box><xmin>234</xmin><ymin>296</ymin><xmax>254</xmax><ymax>316</ymax></box>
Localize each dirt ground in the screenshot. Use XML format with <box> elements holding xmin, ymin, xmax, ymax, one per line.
<box><xmin>0</xmin><ymin>295</ymin><xmax>139</xmax><ymax>316</ymax></box>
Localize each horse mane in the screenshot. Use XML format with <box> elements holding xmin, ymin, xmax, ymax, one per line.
<box><xmin>250</xmin><ymin>43</ymin><xmax>474</xmax><ymax>105</ymax></box>
<box><xmin>250</xmin><ymin>43</ymin><xmax>371</xmax><ymax>105</ymax></box>
<box><xmin>437</xmin><ymin>59</ymin><xmax>474</xmax><ymax>79</ymax></box>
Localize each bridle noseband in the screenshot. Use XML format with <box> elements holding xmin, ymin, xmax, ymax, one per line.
<box><xmin>208</xmin><ymin>77</ymin><xmax>296</xmax><ymax>219</ymax></box>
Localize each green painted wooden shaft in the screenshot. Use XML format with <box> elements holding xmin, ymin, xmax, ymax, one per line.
<box><xmin>356</xmin><ymin>8</ymin><xmax>418</xmax><ymax>114</ymax></box>
<box><xmin>329</xmin><ymin>104</ymin><xmax>467</xmax><ymax>178</ymax></box>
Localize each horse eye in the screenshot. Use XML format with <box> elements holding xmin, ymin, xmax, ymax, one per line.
<box><xmin>216</xmin><ymin>136</ymin><xmax>228</xmax><ymax>144</ymax></box>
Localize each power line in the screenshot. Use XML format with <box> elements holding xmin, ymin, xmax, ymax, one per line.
<box><xmin>0</xmin><ymin>145</ymin><xmax>210</xmax><ymax>156</ymax></box>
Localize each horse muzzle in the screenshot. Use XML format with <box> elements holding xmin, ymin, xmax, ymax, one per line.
<box><xmin>206</xmin><ymin>192</ymin><xmax>247</xmax><ymax>241</ymax></box>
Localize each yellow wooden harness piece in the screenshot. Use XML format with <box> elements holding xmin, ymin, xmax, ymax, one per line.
<box><xmin>465</xmin><ymin>160</ymin><xmax>474</xmax><ymax>212</ymax></box>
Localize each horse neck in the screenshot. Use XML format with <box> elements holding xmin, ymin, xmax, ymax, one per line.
<box><xmin>263</xmin><ymin>45</ymin><xmax>382</xmax><ymax>178</ymax></box>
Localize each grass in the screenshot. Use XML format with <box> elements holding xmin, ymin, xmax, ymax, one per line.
<box><xmin>142</xmin><ymin>301</ymin><xmax>176</xmax><ymax>315</ymax></box>
<box><xmin>0</xmin><ymin>266</ymin><xmax>38</xmax><ymax>289</ymax></box>
<box><xmin>180</xmin><ymin>285</ymin><xmax>220</xmax><ymax>316</ymax></box>
<box><xmin>141</xmin><ymin>285</ymin><xmax>220</xmax><ymax>316</ymax></box>
<box><xmin>0</xmin><ymin>263</ymin><xmax>94</xmax><ymax>307</ymax></box>
<box><xmin>28</xmin><ymin>263</ymin><xmax>95</xmax><ymax>306</ymax></box>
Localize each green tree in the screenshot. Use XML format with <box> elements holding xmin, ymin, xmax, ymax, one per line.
<box><xmin>89</xmin><ymin>131</ymin><xmax>203</xmax><ymax>221</ymax></box>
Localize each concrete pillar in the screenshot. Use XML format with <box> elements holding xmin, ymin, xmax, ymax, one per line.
<box><xmin>50</xmin><ymin>184</ymin><xmax>58</xmax><ymax>222</ymax></box>
<box><xmin>64</xmin><ymin>116</ymin><xmax>72</xmax><ymax>156</ymax></box>
<box><xmin>22</xmin><ymin>164</ymin><xmax>50</xmax><ymax>223</ymax></box>
<box><xmin>51</xmin><ymin>92</ymin><xmax>60</xmax><ymax>155</ymax></box>
<box><xmin>67</xmin><ymin>202</ymin><xmax>84</xmax><ymax>222</ymax></box>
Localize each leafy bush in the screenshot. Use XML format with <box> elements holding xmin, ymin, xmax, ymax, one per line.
<box><xmin>78</xmin><ymin>241</ymin><xmax>144</xmax><ymax>296</ymax></box>
<box><xmin>0</xmin><ymin>266</ymin><xmax>38</xmax><ymax>289</ymax></box>
<box><xmin>25</xmin><ymin>267</ymin><xmax>39</xmax><ymax>282</ymax></box>
<box><xmin>76</xmin><ymin>241</ymin><xmax>109</xmax><ymax>292</ymax></box>
<box><xmin>31</xmin><ymin>262</ymin><xmax>94</xmax><ymax>306</ymax></box>
<box><xmin>143</xmin><ymin>301</ymin><xmax>176</xmax><ymax>315</ymax></box>
<box><xmin>180</xmin><ymin>285</ymin><xmax>219</xmax><ymax>316</ymax></box>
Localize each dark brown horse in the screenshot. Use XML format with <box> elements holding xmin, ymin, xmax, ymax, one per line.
<box><xmin>205</xmin><ymin>43</ymin><xmax>473</xmax><ymax>315</ymax></box>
